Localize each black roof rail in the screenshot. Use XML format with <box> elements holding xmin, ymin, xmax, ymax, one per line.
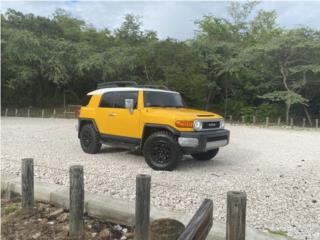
<box><xmin>138</xmin><ymin>84</ymin><xmax>169</xmax><ymax>90</ymax></box>
<box><xmin>97</xmin><ymin>81</ymin><xmax>138</xmax><ymax>89</ymax></box>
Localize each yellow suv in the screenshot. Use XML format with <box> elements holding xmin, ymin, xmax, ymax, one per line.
<box><xmin>78</xmin><ymin>81</ymin><xmax>229</xmax><ymax>170</ymax></box>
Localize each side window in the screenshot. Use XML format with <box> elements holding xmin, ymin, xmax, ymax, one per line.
<box><xmin>115</xmin><ymin>91</ymin><xmax>138</xmax><ymax>109</ymax></box>
<box><xmin>99</xmin><ymin>91</ymin><xmax>138</xmax><ymax>108</ymax></box>
<box><xmin>99</xmin><ymin>92</ymin><xmax>116</xmax><ymax>108</ymax></box>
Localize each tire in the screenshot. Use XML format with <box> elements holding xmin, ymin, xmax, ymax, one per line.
<box><xmin>143</xmin><ymin>131</ymin><xmax>182</xmax><ymax>171</ymax></box>
<box><xmin>191</xmin><ymin>148</ymin><xmax>219</xmax><ymax>161</ymax></box>
<box><xmin>79</xmin><ymin>124</ymin><xmax>101</xmax><ymax>154</ymax></box>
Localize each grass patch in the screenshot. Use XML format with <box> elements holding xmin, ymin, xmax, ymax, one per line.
<box><xmin>3</xmin><ymin>204</ymin><xmax>20</xmax><ymax>215</ymax></box>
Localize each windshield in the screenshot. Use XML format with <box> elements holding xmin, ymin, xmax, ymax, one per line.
<box><xmin>144</xmin><ymin>91</ymin><xmax>184</xmax><ymax>108</ymax></box>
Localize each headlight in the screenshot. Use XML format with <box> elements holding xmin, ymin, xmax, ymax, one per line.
<box><xmin>220</xmin><ymin>120</ymin><xmax>225</xmax><ymax>129</ymax></box>
<box><xmin>193</xmin><ymin>120</ymin><xmax>202</xmax><ymax>131</ymax></box>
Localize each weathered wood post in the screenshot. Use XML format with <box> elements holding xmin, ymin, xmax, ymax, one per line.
<box><xmin>5</xmin><ymin>108</ymin><xmax>8</xmax><ymax>117</ymax></box>
<box><xmin>277</xmin><ymin>117</ymin><xmax>281</xmax><ymax>126</ymax></box>
<box><xmin>69</xmin><ymin>165</ymin><xmax>84</xmax><ymax>238</ymax></box>
<box><xmin>229</xmin><ymin>115</ymin><xmax>233</xmax><ymax>124</ymax></box>
<box><xmin>241</xmin><ymin>116</ymin><xmax>245</xmax><ymax>124</ymax></box>
<box><xmin>41</xmin><ymin>109</ymin><xmax>44</xmax><ymax>119</ymax></box>
<box><xmin>27</xmin><ymin>108</ymin><xmax>31</xmax><ymax>118</ymax></box>
<box><xmin>64</xmin><ymin>109</ymin><xmax>67</xmax><ymax>118</ymax></box>
<box><xmin>135</xmin><ymin>174</ymin><xmax>151</xmax><ymax>240</ymax></box>
<box><xmin>290</xmin><ymin>118</ymin><xmax>294</xmax><ymax>129</ymax></box>
<box><xmin>302</xmin><ymin>118</ymin><xmax>306</xmax><ymax>128</ymax></box>
<box><xmin>21</xmin><ymin>158</ymin><xmax>34</xmax><ymax>214</ymax></box>
<box><xmin>316</xmin><ymin>119</ymin><xmax>319</xmax><ymax>129</ymax></box>
<box><xmin>15</xmin><ymin>108</ymin><xmax>18</xmax><ymax>117</ymax></box>
<box><xmin>265</xmin><ymin>117</ymin><xmax>269</xmax><ymax>127</ymax></box>
<box><xmin>252</xmin><ymin>116</ymin><xmax>256</xmax><ymax>125</ymax></box>
<box><xmin>178</xmin><ymin>199</ymin><xmax>213</xmax><ymax>240</ymax></box>
<box><xmin>53</xmin><ymin>108</ymin><xmax>56</xmax><ymax>118</ymax></box>
<box><xmin>226</xmin><ymin>191</ymin><xmax>247</xmax><ymax>240</ymax></box>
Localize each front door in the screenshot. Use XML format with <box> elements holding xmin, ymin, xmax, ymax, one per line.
<box><xmin>96</xmin><ymin>91</ymin><xmax>141</xmax><ymax>139</ymax></box>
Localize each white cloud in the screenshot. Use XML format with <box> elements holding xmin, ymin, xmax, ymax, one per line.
<box><xmin>2</xmin><ymin>1</ymin><xmax>320</xmax><ymax>40</ymax></box>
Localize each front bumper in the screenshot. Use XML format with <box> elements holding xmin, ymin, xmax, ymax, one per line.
<box><xmin>178</xmin><ymin>129</ymin><xmax>230</xmax><ymax>154</ymax></box>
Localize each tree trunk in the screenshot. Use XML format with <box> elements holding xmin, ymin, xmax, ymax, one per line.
<box><xmin>303</xmin><ymin>105</ymin><xmax>312</xmax><ymax>126</ymax></box>
<box><xmin>285</xmin><ymin>101</ymin><xmax>291</xmax><ymax>125</ymax></box>
<box><xmin>205</xmin><ymin>89</ymin><xmax>213</xmax><ymax>111</ymax></box>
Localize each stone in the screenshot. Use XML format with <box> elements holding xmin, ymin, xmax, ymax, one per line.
<box><xmin>32</xmin><ymin>232</ymin><xmax>41</xmax><ymax>239</ymax></box>
<box><xmin>99</xmin><ymin>229</ymin><xmax>111</xmax><ymax>239</ymax></box>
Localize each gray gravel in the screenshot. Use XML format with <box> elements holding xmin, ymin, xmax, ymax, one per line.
<box><xmin>1</xmin><ymin>117</ymin><xmax>320</xmax><ymax>240</ymax></box>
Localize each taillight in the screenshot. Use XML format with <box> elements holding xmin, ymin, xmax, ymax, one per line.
<box><xmin>75</xmin><ymin>107</ymin><xmax>81</xmax><ymax>118</ymax></box>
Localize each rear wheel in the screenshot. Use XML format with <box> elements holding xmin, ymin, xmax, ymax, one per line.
<box><xmin>191</xmin><ymin>148</ymin><xmax>219</xmax><ymax>161</ymax></box>
<box><xmin>80</xmin><ymin>124</ymin><xmax>101</xmax><ymax>154</ymax></box>
<box><xmin>143</xmin><ymin>131</ymin><xmax>182</xmax><ymax>171</ymax></box>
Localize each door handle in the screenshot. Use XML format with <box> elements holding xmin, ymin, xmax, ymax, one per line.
<box><xmin>109</xmin><ymin>112</ymin><xmax>117</xmax><ymax>117</ymax></box>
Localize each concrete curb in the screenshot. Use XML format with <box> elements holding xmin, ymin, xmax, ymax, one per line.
<box><xmin>1</xmin><ymin>173</ymin><xmax>289</xmax><ymax>240</ymax></box>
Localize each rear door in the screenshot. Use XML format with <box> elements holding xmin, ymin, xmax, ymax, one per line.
<box><xmin>96</xmin><ymin>91</ymin><xmax>141</xmax><ymax>139</ymax></box>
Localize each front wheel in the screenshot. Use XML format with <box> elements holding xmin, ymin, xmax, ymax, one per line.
<box><xmin>143</xmin><ymin>131</ymin><xmax>182</xmax><ymax>171</ymax></box>
<box><xmin>191</xmin><ymin>148</ymin><xmax>219</xmax><ymax>161</ymax></box>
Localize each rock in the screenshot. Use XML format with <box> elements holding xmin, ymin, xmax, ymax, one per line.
<box><xmin>32</xmin><ymin>232</ymin><xmax>41</xmax><ymax>239</ymax></box>
<box><xmin>40</xmin><ymin>218</ymin><xmax>48</xmax><ymax>224</ymax></box>
<box><xmin>114</xmin><ymin>224</ymin><xmax>122</xmax><ymax>231</ymax></box>
<box><xmin>280</xmin><ymin>174</ymin><xmax>284</xmax><ymax>178</ymax></box>
<box><xmin>91</xmin><ymin>232</ymin><xmax>98</xmax><ymax>237</ymax></box>
<box><xmin>122</xmin><ymin>228</ymin><xmax>128</xmax><ymax>234</ymax></box>
<box><xmin>125</xmin><ymin>233</ymin><xmax>134</xmax><ymax>239</ymax></box>
<box><xmin>92</xmin><ymin>221</ymin><xmax>102</xmax><ymax>232</ymax></box>
<box><xmin>99</xmin><ymin>229</ymin><xmax>111</xmax><ymax>239</ymax></box>
<box><xmin>312</xmin><ymin>199</ymin><xmax>317</xmax><ymax>204</ymax></box>
<box><xmin>120</xmin><ymin>236</ymin><xmax>127</xmax><ymax>240</ymax></box>
<box><xmin>48</xmin><ymin>221</ymin><xmax>55</xmax><ymax>225</ymax></box>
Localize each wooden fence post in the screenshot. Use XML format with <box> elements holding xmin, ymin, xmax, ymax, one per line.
<box><xmin>241</xmin><ymin>116</ymin><xmax>245</xmax><ymax>124</ymax></box>
<box><xmin>252</xmin><ymin>116</ymin><xmax>256</xmax><ymax>125</ymax></box>
<box><xmin>229</xmin><ymin>115</ymin><xmax>233</xmax><ymax>124</ymax></box>
<box><xmin>41</xmin><ymin>109</ymin><xmax>44</xmax><ymax>119</ymax></box>
<box><xmin>21</xmin><ymin>158</ymin><xmax>34</xmax><ymax>214</ymax></box>
<box><xmin>15</xmin><ymin>108</ymin><xmax>18</xmax><ymax>117</ymax></box>
<box><xmin>27</xmin><ymin>108</ymin><xmax>31</xmax><ymax>118</ymax></box>
<box><xmin>302</xmin><ymin>118</ymin><xmax>306</xmax><ymax>128</ymax></box>
<box><xmin>277</xmin><ymin>117</ymin><xmax>281</xmax><ymax>126</ymax></box>
<box><xmin>135</xmin><ymin>174</ymin><xmax>151</xmax><ymax>240</ymax></box>
<box><xmin>64</xmin><ymin>109</ymin><xmax>67</xmax><ymax>118</ymax></box>
<box><xmin>69</xmin><ymin>165</ymin><xmax>84</xmax><ymax>238</ymax></box>
<box><xmin>265</xmin><ymin>117</ymin><xmax>269</xmax><ymax>127</ymax></box>
<box><xmin>5</xmin><ymin>108</ymin><xmax>8</xmax><ymax>117</ymax></box>
<box><xmin>177</xmin><ymin>199</ymin><xmax>213</xmax><ymax>240</ymax></box>
<box><xmin>53</xmin><ymin>109</ymin><xmax>56</xmax><ymax>118</ymax></box>
<box><xmin>316</xmin><ymin>119</ymin><xmax>319</xmax><ymax>129</ymax></box>
<box><xmin>290</xmin><ymin>118</ymin><xmax>294</xmax><ymax>129</ymax></box>
<box><xmin>226</xmin><ymin>191</ymin><xmax>247</xmax><ymax>240</ymax></box>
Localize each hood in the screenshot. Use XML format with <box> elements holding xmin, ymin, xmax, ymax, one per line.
<box><xmin>144</xmin><ymin>107</ymin><xmax>223</xmax><ymax>120</ymax></box>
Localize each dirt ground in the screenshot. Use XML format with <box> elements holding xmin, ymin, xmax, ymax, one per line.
<box><xmin>1</xmin><ymin>195</ymin><xmax>133</xmax><ymax>240</ymax></box>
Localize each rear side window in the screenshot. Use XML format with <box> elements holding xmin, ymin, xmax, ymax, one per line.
<box><xmin>99</xmin><ymin>91</ymin><xmax>138</xmax><ymax>108</ymax></box>
<box><xmin>81</xmin><ymin>95</ymin><xmax>92</xmax><ymax>106</ymax></box>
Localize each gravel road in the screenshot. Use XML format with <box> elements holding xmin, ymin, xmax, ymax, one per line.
<box><xmin>1</xmin><ymin>117</ymin><xmax>320</xmax><ymax>239</ymax></box>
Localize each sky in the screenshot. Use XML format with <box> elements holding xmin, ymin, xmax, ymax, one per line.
<box><xmin>2</xmin><ymin>1</ymin><xmax>320</xmax><ymax>40</ymax></box>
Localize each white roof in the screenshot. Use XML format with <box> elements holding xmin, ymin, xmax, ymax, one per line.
<box><xmin>87</xmin><ymin>87</ymin><xmax>178</xmax><ymax>96</ymax></box>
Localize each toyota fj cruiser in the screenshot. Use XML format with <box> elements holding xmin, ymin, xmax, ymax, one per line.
<box><xmin>77</xmin><ymin>81</ymin><xmax>230</xmax><ymax>170</ymax></box>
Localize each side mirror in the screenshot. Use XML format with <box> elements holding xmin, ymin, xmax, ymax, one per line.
<box><xmin>125</xmin><ymin>99</ymin><xmax>134</xmax><ymax>114</ymax></box>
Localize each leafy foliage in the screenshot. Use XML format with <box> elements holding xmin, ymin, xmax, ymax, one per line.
<box><xmin>1</xmin><ymin>2</ymin><xmax>320</xmax><ymax>120</ymax></box>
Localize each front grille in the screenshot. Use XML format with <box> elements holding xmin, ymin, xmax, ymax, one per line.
<box><xmin>202</xmin><ymin>121</ymin><xmax>220</xmax><ymax>129</ymax></box>
<box><xmin>207</xmin><ymin>135</ymin><xmax>228</xmax><ymax>142</ymax></box>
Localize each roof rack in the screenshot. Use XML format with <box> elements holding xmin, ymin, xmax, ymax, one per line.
<box><xmin>138</xmin><ymin>84</ymin><xmax>169</xmax><ymax>90</ymax></box>
<box><xmin>97</xmin><ymin>81</ymin><xmax>138</xmax><ymax>89</ymax></box>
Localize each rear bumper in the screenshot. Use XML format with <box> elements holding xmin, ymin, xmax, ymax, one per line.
<box><xmin>178</xmin><ymin>129</ymin><xmax>230</xmax><ymax>154</ymax></box>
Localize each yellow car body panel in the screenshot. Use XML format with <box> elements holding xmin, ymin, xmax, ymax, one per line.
<box><xmin>79</xmin><ymin>89</ymin><xmax>224</xmax><ymax>139</ymax></box>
